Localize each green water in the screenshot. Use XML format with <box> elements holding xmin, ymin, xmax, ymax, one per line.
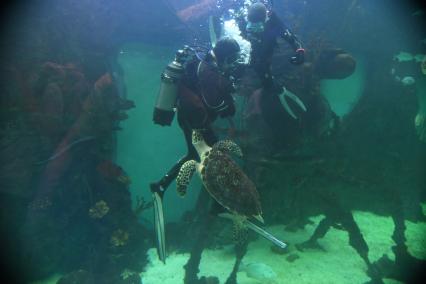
<box><xmin>116</xmin><ymin>43</ymin><xmax>202</xmax><ymax>222</ymax></box>
<box><xmin>321</xmin><ymin>56</ymin><xmax>366</xmax><ymax>117</ymax></box>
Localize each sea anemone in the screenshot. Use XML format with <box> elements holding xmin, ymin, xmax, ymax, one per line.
<box><xmin>88</xmin><ymin>200</ymin><xmax>109</xmax><ymax>219</ymax></box>
<box><xmin>110</xmin><ymin>229</ymin><xmax>129</xmax><ymax>247</ymax></box>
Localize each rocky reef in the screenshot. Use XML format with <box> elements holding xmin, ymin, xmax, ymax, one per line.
<box><xmin>0</xmin><ymin>8</ymin><xmax>150</xmax><ymax>280</ymax></box>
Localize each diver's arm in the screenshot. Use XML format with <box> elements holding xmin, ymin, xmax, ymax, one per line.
<box><xmin>268</xmin><ymin>11</ymin><xmax>303</xmax><ymax>50</ymax></box>
<box><xmin>282</xmin><ymin>27</ymin><xmax>303</xmax><ymax>51</ymax></box>
<box><xmin>269</xmin><ymin>11</ymin><xmax>305</xmax><ymax>64</ymax></box>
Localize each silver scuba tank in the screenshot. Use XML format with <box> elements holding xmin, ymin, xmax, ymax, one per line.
<box><xmin>153</xmin><ymin>49</ymin><xmax>187</xmax><ymax>126</ymax></box>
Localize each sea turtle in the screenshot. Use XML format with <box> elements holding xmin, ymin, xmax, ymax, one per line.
<box><xmin>176</xmin><ymin>130</ymin><xmax>264</xmax><ymax>227</ymax></box>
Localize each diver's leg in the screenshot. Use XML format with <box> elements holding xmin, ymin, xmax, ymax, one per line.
<box><xmin>225</xmin><ymin>235</ymin><xmax>249</xmax><ymax>284</ymax></box>
<box><xmin>150</xmin><ymin>119</ymin><xmax>198</xmax><ymax>195</ymax></box>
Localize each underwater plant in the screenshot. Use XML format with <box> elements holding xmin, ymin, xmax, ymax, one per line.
<box><xmin>110</xmin><ymin>229</ymin><xmax>129</xmax><ymax>247</ymax></box>
<box><xmin>133</xmin><ymin>196</ymin><xmax>153</xmax><ymax>217</ymax></box>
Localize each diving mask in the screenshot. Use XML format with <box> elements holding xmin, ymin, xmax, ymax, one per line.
<box><xmin>246</xmin><ymin>21</ymin><xmax>265</xmax><ymax>34</ymax></box>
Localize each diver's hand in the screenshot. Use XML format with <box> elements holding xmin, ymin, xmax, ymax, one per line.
<box><xmin>290</xmin><ymin>48</ymin><xmax>305</xmax><ymax>65</ymax></box>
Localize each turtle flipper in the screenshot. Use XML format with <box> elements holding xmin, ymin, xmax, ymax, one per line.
<box><xmin>233</xmin><ymin>219</ymin><xmax>249</xmax><ymax>246</ymax></box>
<box><xmin>213</xmin><ymin>140</ymin><xmax>243</xmax><ymax>157</ymax></box>
<box><xmin>176</xmin><ymin>160</ymin><xmax>197</xmax><ymax>197</ymax></box>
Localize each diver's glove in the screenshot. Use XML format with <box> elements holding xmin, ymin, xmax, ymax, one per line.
<box><xmin>290</xmin><ymin>48</ymin><xmax>305</xmax><ymax>65</ymax></box>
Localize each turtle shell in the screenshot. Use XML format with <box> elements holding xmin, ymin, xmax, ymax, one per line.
<box><xmin>201</xmin><ymin>148</ymin><xmax>262</xmax><ymax>217</ymax></box>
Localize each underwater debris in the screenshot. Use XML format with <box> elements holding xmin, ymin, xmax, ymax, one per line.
<box><xmin>89</xmin><ymin>200</ymin><xmax>109</xmax><ymax>219</ymax></box>
<box><xmin>110</xmin><ymin>229</ymin><xmax>129</xmax><ymax>247</ymax></box>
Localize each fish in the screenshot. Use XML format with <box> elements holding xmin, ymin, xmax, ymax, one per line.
<box><xmin>414</xmin><ymin>54</ymin><xmax>425</xmax><ymax>63</ymax></box>
<box><xmin>401</xmin><ymin>76</ymin><xmax>415</xmax><ymax>86</ymax></box>
<box><xmin>393</xmin><ymin>51</ymin><xmax>413</xmax><ymax>62</ymax></box>
<box><xmin>239</xmin><ymin>262</ymin><xmax>277</xmax><ymax>282</ymax></box>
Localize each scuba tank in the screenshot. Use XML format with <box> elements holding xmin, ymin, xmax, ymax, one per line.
<box><xmin>153</xmin><ymin>48</ymin><xmax>188</xmax><ymax>126</ymax></box>
<box><xmin>153</xmin><ymin>46</ymin><xmax>209</xmax><ymax>126</ymax></box>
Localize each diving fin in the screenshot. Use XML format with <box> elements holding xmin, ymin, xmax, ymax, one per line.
<box><xmin>219</xmin><ymin>213</ymin><xmax>287</xmax><ymax>249</ymax></box>
<box><xmin>278</xmin><ymin>87</ymin><xmax>307</xmax><ymax>119</ymax></box>
<box><xmin>209</xmin><ymin>15</ymin><xmax>223</xmax><ymax>47</ymax></box>
<box><xmin>152</xmin><ymin>188</ymin><xmax>166</xmax><ymax>263</ymax></box>
<box><xmin>244</xmin><ymin>220</ymin><xmax>287</xmax><ymax>249</ymax></box>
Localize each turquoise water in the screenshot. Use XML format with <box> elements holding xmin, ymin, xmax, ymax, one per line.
<box><xmin>116</xmin><ymin>43</ymin><xmax>202</xmax><ymax>222</ymax></box>
<box><xmin>321</xmin><ymin>56</ymin><xmax>366</xmax><ymax>117</ymax></box>
<box><xmin>1</xmin><ymin>1</ymin><xmax>425</xmax><ymax>283</ymax></box>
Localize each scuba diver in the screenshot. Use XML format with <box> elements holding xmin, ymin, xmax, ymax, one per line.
<box><xmin>236</xmin><ymin>1</ymin><xmax>307</xmax><ymax>120</ymax></box>
<box><xmin>151</xmin><ymin>37</ymin><xmax>240</xmax><ymax>193</ymax></box>
<box><xmin>150</xmin><ymin>37</ymin><xmax>241</xmax><ymax>263</ymax></box>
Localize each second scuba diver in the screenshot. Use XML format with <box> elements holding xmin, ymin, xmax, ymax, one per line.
<box><xmin>237</xmin><ymin>2</ymin><xmax>307</xmax><ymax>120</ymax></box>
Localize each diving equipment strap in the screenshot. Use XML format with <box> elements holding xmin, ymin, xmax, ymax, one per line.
<box><xmin>152</xmin><ymin>190</ymin><xmax>166</xmax><ymax>263</ymax></box>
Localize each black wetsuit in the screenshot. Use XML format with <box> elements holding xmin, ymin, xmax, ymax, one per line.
<box><xmin>151</xmin><ymin>53</ymin><xmax>235</xmax><ymax>193</ymax></box>
<box><xmin>238</xmin><ymin>11</ymin><xmax>303</xmax><ymax>90</ymax></box>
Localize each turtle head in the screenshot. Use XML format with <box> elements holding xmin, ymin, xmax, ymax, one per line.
<box><xmin>192</xmin><ymin>129</ymin><xmax>211</xmax><ymax>156</ymax></box>
<box><xmin>191</xmin><ymin>130</ymin><xmax>204</xmax><ymax>145</ymax></box>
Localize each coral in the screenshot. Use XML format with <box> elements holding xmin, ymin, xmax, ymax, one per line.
<box><xmin>96</xmin><ymin>159</ymin><xmax>131</xmax><ymax>185</ymax></box>
<box><xmin>110</xmin><ymin>229</ymin><xmax>129</xmax><ymax>247</ymax></box>
<box><xmin>117</xmin><ymin>175</ymin><xmax>132</xmax><ymax>186</ymax></box>
<box><xmin>133</xmin><ymin>196</ymin><xmax>153</xmax><ymax>216</ymax></box>
<box><xmin>88</xmin><ymin>200</ymin><xmax>109</xmax><ymax>219</ymax></box>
